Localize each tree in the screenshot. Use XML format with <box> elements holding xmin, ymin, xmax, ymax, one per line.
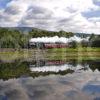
<box><xmin>0</xmin><ymin>28</ymin><xmax>29</xmax><ymax>48</ymax></box>
<box><xmin>29</xmin><ymin>28</ymin><xmax>74</xmax><ymax>38</ymax></box>
<box><xmin>89</xmin><ymin>34</ymin><xmax>100</xmax><ymax>47</ymax></box>
<box><xmin>81</xmin><ymin>40</ymin><xmax>89</xmax><ymax>47</ymax></box>
<box><xmin>91</xmin><ymin>39</ymin><xmax>100</xmax><ymax>47</ymax></box>
<box><xmin>68</xmin><ymin>41</ymin><xmax>77</xmax><ymax>48</ymax></box>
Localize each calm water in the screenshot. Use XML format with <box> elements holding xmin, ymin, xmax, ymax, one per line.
<box><xmin>0</xmin><ymin>59</ymin><xmax>100</xmax><ymax>100</ymax></box>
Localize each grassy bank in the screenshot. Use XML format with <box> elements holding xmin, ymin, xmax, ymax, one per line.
<box><xmin>0</xmin><ymin>47</ymin><xmax>100</xmax><ymax>62</ymax></box>
<box><xmin>47</xmin><ymin>47</ymin><xmax>100</xmax><ymax>52</ymax></box>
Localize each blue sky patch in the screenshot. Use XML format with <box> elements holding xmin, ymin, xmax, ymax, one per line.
<box><xmin>93</xmin><ymin>0</ymin><xmax>100</xmax><ymax>6</ymax></box>
<box><xmin>0</xmin><ymin>0</ymin><xmax>11</xmax><ymax>9</ymax></box>
<box><xmin>82</xmin><ymin>10</ymin><xmax>100</xmax><ymax>18</ymax></box>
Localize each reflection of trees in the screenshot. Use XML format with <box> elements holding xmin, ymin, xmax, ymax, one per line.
<box><xmin>59</xmin><ymin>60</ymin><xmax>100</xmax><ymax>72</ymax></box>
<box><xmin>30</xmin><ymin>69</ymin><xmax>74</xmax><ymax>78</ymax></box>
<box><xmin>0</xmin><ymin>61</ymin><xmax>30</xmax><ymax>80</ymax></box>
<box><xmin>89</xmin><ymin>60</ymin><xmax>100</xmax><ymax>71</ymax></box>
<box><xmin>0</xmin><ymin>60</ymin><xmax>74</xmax><ymax>80</ymax></box>
<box><xmin>68</xmin><ymin>59</ymin><xmax>78</xmax><ymax>67</ymax></box>
<box><xmin>0</xmin><ymin>60</ymin><xmax>100</xmax><ymax>80</ymax></box>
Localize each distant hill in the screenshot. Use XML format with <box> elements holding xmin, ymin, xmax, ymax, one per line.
<box><xmin>0</xmin><ymin>27</ymin><xmax>96</xmax><ymax>37</ymax></box>
<box><xmin>20</xmin><ymin>27</ymin><xmax>93</xmax><ymax>38</ymax></box>
<box><xmin>14</xmin><ymin>27</ymin><xmax>93</xmax><ymax>37</ymax></box>
<box><xmin>16</xmin><ymin>27</ymin><xmax>33</xmax><ymax>33</ymax></box>
<box><xmin>75</xmin><ymin>33</ymin><xmax>91</xmax><ymax>38</ymax></box>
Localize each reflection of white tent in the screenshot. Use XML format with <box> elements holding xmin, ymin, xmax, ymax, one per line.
<box><xmin>29</xmin><ymin>36</ymin><xmax>89</xmax><ymax>43</ymax></box>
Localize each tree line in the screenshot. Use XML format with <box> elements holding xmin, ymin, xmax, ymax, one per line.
<box><xmin>0</xmin><ymin>28</ymin><xmax>29</xmax><ymax>48</ymax></box>
<box><xmin>0</xmin><ymin>27</ymin><xmax>100</xmax><ymax>48</ymax></box>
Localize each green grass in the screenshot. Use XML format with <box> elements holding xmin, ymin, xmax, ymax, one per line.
<box><xmin>0</xmin><ymin>47</ymin><xmax>100</xmax><ymax>62</ymax></box>
<box><xmin>47</xmin><ymin>47</ymin><xmax>100</xmax><ymax>52</ymax></box>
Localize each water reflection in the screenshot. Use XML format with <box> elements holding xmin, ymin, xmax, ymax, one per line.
<box><xmin>0</xmin><ymin>59</ymin><xmax>100</xmax><ymax>80</ymax></box>
<box><xmin>0</xmin><ymin>71</ymin><xmax>100</xmax><ymax>100</ymax></box>
<box><xmin>30</xmin><ymin>62</ymin><xmax>88</xmax><ymax>72</ymax></box>
<box><xmin>30</xmin><ymin>60</ymin><xmax>100</xmax><ymax>73</ymax></box>
<box><xmin>0</xmin><ymin>59</ymin><xmax>100</xmax><ymax>100</ymax></box>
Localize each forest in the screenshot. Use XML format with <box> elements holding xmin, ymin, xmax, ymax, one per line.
<box><xmin>0</xmin><ymin>27</ymin><xmax>100</xmax><ymax>48</ymax></box>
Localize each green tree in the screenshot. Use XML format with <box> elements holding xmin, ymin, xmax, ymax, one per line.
<box><xmin>68</xmin><ymin>41</ymin><xmax>77</xmax><ymax>48</ymax></box>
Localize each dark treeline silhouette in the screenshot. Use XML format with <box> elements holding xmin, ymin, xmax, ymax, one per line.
<box><xmin>89</xmin><ymin>34</ymin><xmax>100</xmax><ymax>47</ymax></box>
<box><xmin>29</xmin><ymin>29</ymin><xmax>74</xmax><ymax>37</ymax></box>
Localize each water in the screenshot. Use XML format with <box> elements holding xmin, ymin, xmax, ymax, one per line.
<box><xmin>0</xmin><ymin>59</ymin><xmax>100</xmax><ymax>100</ymax></box>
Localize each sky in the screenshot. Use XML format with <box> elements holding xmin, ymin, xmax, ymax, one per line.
<box><xmin>0</xmin><ymin>0</ymin><xmax>100</xmax><ymax>34</ymax></box>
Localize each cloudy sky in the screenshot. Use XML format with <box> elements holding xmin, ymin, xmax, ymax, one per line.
<box><xmin>0</xmin><ymin>0</ymin><xmax>100</xmax><ymax>34</ymax></box>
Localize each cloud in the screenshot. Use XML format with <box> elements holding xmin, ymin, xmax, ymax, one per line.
<box><xmin>19</xmin><ymin>6</ymin><xmax>54</xmax><ymax>27</ymax></box>
<box><xmin>88</xmin><ymin>17</ymin><xmax>100</xmax><ymax>22</ymax></box>
<box><xmin>0</xmin><ymin>0</ymin><xmax>28</xmax><ymax>26</ymax></box>
<box><xmin>0</xmin><ymin>0</ymin><xmax>100</xmax><ymax>34</ymax></box>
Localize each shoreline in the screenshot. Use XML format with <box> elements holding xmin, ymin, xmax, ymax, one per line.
<box><xmin>0</xmin><ymin>47</ymin><xmax>100</xmax><ymax>62</ymax></box>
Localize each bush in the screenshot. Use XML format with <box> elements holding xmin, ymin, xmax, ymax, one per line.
<box><xmin>81</xmin><ymin>40</ymin><xmax>89</xmax><ymax>47</ymax></box>
<box><xmin>91</xmin><ymin>39</ymin><xmax>100</xmax><ymax>47</ymax></box>
<box><xmin>68</xmin><ymin>41</ymin><xmax>77</xmax><ymax>48</ymax></box>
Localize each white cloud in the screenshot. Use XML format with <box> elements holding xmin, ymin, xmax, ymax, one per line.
<box><xmin>88</xmin><ymin>17</ymin><xmax>100</xmax><ymax>22</ymax></box>
<box><xmin>0</xmin><ymin>0</ymin><xmax>100</xmax><ymax>34</ymax></box>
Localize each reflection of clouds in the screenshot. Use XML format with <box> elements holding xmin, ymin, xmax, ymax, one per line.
<box><xmin>83</xmin><ymin>84</ymin><xmax>100</xmax><ymax>94</ymax></box>
<box><xmin>64</xmin><ymin>90</ymin><xmax>92</xmax><ymax>100</ymax></box>
<box><xmin>0</xmin><ymin>71</ymin><xmax>100</xmax><ymax>100</ymax></box>
<box><xmin>0</xmin><ymin>79</ymin><xmax>29</xmax><ymax>100</ymax></box>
